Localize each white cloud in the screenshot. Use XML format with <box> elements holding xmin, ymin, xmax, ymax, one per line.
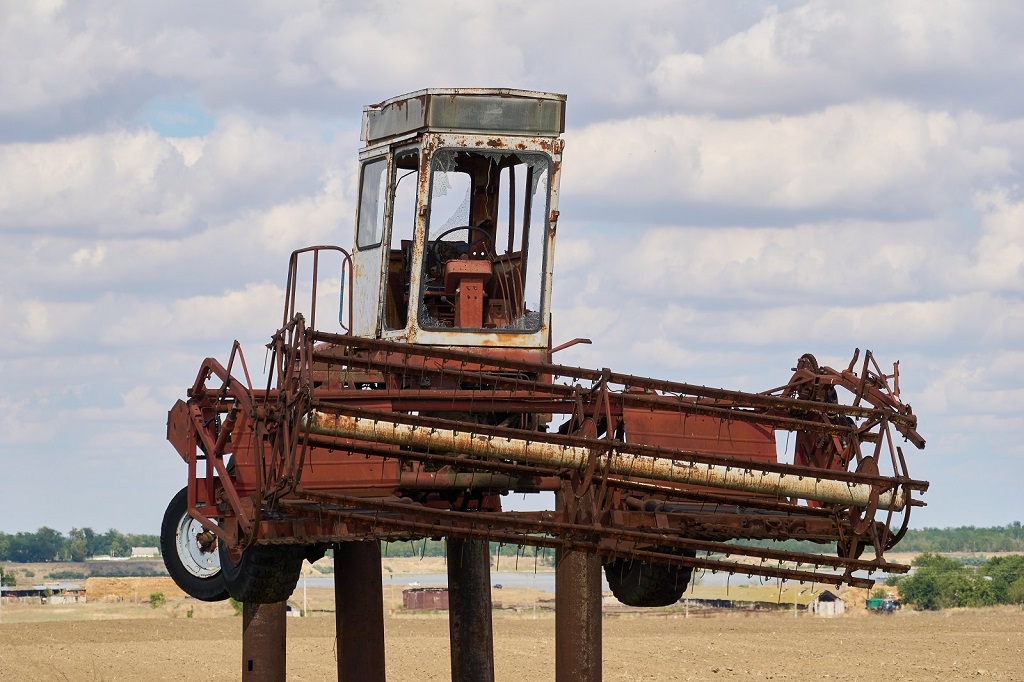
<box><xmin>0</xmin><ymin>296</ymin><xmax>92</xmax><ymax>350</ymax></box>
<box><xmin>967</xmin><ymin>189</ymin><xmax>1024</xmax><ymax>292</ymax></box>
<box><xmin>70</xmin><ymin>244</ymin><xmax>106</xmax><ymax>268</ymax></box>
<box><xmin>0</xmin><ymin>130</ymin><xmax>181</xmax><ymax>233</ymax></box>
<box><xmin>0</xmin><ymin>396</ymin><xmax>52</xmax><ymax>445</ymax></box>
<box><xmin>564</xmin><ymin>103</ymin><xmax>1021</xmax><ymax>215</ymax></box>
<box><xmin>254</xmin><ymin>169</ymin><xmax>353</xmax><ymax>250</ymax></box>
<box><xmin>551</xmin><ymin>236</ymin><xmax>595</xmax><ymax>274</ymax></box>
<box><xmin>76</xmin><ymin>385</ymin><xmax>166</xmax><ymax>423</ymax></box>
<box><xmin>0</xmin><ymin>115</ymin><xmax>352</xmax><ymax>239</ymax></box>
<box><xmin>166</xmin><ymin>137</ymin><xmax>204</xmax><ymax>167</ymax></box>
<box><xmin>648</xmin><ymin>1</ymin><xmax>1024</xmax><ymax>115</ymax></box>
<box><xmin>0</xmin><ymin>2</ymin><xmax>139</xmax><ymax>117</ymax></box>
<box><xmin>92</xmin><ymin>282</ymin><xmax>284</xmax><ymax>347</ymax></box>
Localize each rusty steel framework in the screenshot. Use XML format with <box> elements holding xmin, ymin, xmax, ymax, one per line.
<box><xmin>170</xmin><ymin>302</ymin><xmax>926</xmax><ymax>589</ymax></box>
<box><xmin>159</xmin><ymin>89</ymin><xmax>928</xmax><ymax>680</ymax></box>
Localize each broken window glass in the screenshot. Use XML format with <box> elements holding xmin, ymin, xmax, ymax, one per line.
<box><xmin>418</xmin><ymin>149</ymin><xmax>550</xmax><ymax>332</ymax></box>
<box><xmin>356</xmin><ymin>158</ymin><xmax>387</xmax><ymax>249</ymax></box>
<box><xmin>383</xmin><ymin>149</ymin><xmax>419</xmax><ymax>330</ymax></box>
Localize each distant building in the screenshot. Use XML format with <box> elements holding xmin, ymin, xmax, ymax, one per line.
<box><xmin>130</xmin><ymin>547</ymin><xmax>160</xmax><ymax>558</ymax></box>
<box><xmin>1</xmin><ymin>582</ymin><xmax>87</xmax><ymax>605</ymax></box>
<box><xmin>671</xmin><ymin>585</ymin><xmax>846</xmax><ymax>616</ymax></box>
<box><xmin>807</xmin><ymin>590</ymin><xmax>845</xmax><ymax>617</ymax></box>
<box><xmin>403</xmin><ymin>587</ymin><xmax>449</xmax><ymax>610</ymax></box>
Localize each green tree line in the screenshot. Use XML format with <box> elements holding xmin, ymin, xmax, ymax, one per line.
<box><xmin>736</xmin><ymin>522</ymin><xmax>1024</xmax><ymax>554</ymax></box>
<box><xmin>0</xmin><ymin>528</ymin><xmax>160</xmax><ymax>563</ymax></box>
<box><xmin>888</xmin><ymin>553</ymin><xmax>1024</xmax><ymax>609</ymax></box>
<box><xmin>897</xmin><ymin>522</ymin><xmax>1024</xmax><ymax>553</ymax></box>
<box><xmin>3</xmin><ymin>522</ymin><xmax>1020</xmax><ymax>565</ymax></box>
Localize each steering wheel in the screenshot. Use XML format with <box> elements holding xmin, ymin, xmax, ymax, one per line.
<box><xmin>428</xmin><ymin>225</ymin><xmax>496</xmax><ymax>263</ymax></box>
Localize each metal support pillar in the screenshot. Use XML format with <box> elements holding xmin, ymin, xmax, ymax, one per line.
<box><xmin>334</xmin><ymin>541</ymin><xmax>387</xmax><ymax>682</ymax></box>
<box><xmin>555</xmin><ymin>548</ymin><xmax>602</xmax><ymax>682</ymax></box>
<box><xmin>242</xmin><ymin>601</ymin><xmax>287</xmax><ymax>681</ymax></box>
<box><xmin>447</xmin><ymin>538</ymin><xmax>495</xmax><ymax>682</ymax></box>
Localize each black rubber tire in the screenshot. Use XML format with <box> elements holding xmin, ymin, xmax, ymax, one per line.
<box><xmin>219</xmin><ymin>542</ymin><xmax>304</xmax><ymax>604</ymax></box>
<box><xmin>604</xmin><ymin>550</ymin><xmax>696</xmax><ymax>607</ymax></box>
<box><xmin>160</xmin><ymin>487</ymin><xmax>229</xmax><ymax>602</ymax></box>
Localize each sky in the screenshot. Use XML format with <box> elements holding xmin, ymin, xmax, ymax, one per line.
<box><xmin>1</xmin><ymin>1</ymin><xmax>1022</xmax><ymax>534</ymax></box>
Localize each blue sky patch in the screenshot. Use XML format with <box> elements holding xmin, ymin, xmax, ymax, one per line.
<box><xmin>143</xmin><ymin>96</ymin><xmax>215</xmax><ymax>138</ymax></box>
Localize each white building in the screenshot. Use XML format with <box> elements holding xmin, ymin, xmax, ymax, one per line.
<box><xmin>807</xmin><ymin>590</ymin><xmax>846</xmax><ymax>617</ymax></box>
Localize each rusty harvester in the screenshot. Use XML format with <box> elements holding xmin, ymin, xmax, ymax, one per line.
<box><xmin>160</xmin><ymin>89</ymin><xmax>928</xmax><ymax>613</ymax></box>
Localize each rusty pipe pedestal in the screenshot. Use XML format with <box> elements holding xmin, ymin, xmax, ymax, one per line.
<box><xmin>334</xmin><ymin>541</ymin><xmax>387</xmax><ymax>682</ymax></box>
<box><xmin>447</xmin><ymin>538</ymin><xmax>495</xmax><ymax>682</ymax></box>
<box><xmin>242</xmin><ymin>601</ymin><xmax>287</xmax><ymax>681</ymax></box>
<box><xmin>555</xmin><ymin>548</ymin><xmax>602</xmax><ymax>682</ymax></box>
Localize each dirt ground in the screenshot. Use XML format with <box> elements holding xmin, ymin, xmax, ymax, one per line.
<box><xmin>1</xmin><ymin>603</ymin><xmax>1021</xmax><ymax>681</ymax></box>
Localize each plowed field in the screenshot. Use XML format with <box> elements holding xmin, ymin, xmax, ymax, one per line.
<box><xmin>1</xmin><ymin>606</ymin><xmax>1021</xmax><ymax>681</ymax></box>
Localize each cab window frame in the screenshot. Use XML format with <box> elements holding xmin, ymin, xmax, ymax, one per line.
<box><xmin>355</xmin><ymin>156</ymin><xmax>389</xmax><ymax>251</ymax></box>
<box><xmin>416</xmin><ymin>146</ymin><xmax>552</xmax><ymax>334</ymax></box>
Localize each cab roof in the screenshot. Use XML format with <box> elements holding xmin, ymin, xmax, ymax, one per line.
<box><xmin>362</xmin><ymin>88</ymin><xmax>566</xmax><ymax>145</ymax></box>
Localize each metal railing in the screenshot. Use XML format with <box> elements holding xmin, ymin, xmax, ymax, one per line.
<box><xmin>281</xmin><ymin>245</ymin><xmax>353</xmax><ymax>334</ymax></box>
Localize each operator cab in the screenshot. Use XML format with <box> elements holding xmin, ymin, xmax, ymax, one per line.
<box><xmin>349</xmin><ymin>89</ymin><xmax>565</xmax><ymax>350</ymax></box>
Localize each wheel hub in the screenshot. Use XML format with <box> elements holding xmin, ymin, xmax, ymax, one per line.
<box><xmin>175</xmin><ymin>515</ymin><xmax>221</xmax><ymax>578</ymax></box>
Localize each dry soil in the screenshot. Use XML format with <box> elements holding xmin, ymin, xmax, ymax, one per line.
<box><xmin>1</xmin><ymin>603</ymin><xmax>1021</xmax><ymax>681</ymax></box>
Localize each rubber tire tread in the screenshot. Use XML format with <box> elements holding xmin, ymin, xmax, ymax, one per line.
<box><xmin>160</xmin><ymin>487</ymin><xmax>229</xmax><ymax>602</ymax></box>
<box><xmin>220</xmin><ymin>543</ymin><xmax>304</xmax><ymax>604</ymax></box>
<box><xmin>604</xmin><ymin>552</ymin><xmax>695</xmax><ymax>607</ymax></box>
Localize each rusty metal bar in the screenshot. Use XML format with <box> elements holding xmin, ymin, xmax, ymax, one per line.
<box><xmin>281</xmin><ymin>246</ymin><xmax>353</xmax><ymax>334</ymax></box>
<box><xmin>242</xmin><ymin>601</ymin><xmax>287</xmax><ymax>681</ymax></box>
<box><xmin>301</xmin><ymin>432</ymin><xmax>842</xmax><ymax>516</ymax></box>
<box><xmin>311</xmin><ymin>348</ymin><xmax>862</xmax><ymax>438</ymax></box>
<box><xmin>304</xmin><ymin>433</ymin><xmax>560</xmax><ymax>482</ymax></box>
<box><xmin>507</xmin><ymin>163</ymin><xmax>516</xmax><ymax>253</ymax></box>
<box><xmin>301</xmin><ymin>431</ymin><xmax>840</xmax><ymax>515</ymax></box>
<box><xmin>399</xmin><ymin>469</ymin><xmax>554</xmax><ymax>491</ymax></box>
<box><xmin>270</xmin><ymin>498</ymin><xmax>852</xmax><ymax>566</ymax></box>
<box><xmin>312</xmin><ymin>387</ymin><xmax>566</xmax><ymax>404</ymax></box>
<box><xmin>334</xmin><ymin>541</ymin><xmax>386</xmax><ymax>682</ymax></box>
<box><xmin>305</xmin><ymin>406</ymin><xmax>926</xmax><ymax>492</ymax></box>
<box><xmin>521</xmin><ymin>164</ymin><xmax>534</xmax><ymax>283</ymax></box>
<box><xmin>281</xmin><ymin>490</ymin><xmax>898</xmax><ymax>587</ymax></box>
<box><xmin>308</xmin><ymin>332</ymin><xmax>919</xmax><ymax>429</ymax></box>
<box><xmin>447</xmin><ymin>538</ymin><xmax>495</xmax><ymax>682</ymax></box>
<box><xmin>310</xmin><ymin>346</ymin><xmax>919</xmax><ymax>442</ymax></box>
<box><xmin>303</xmin><ymin>410</ymin><xmax>907</xmax><ymax>509</ymax></box>
<box><xmin>308</xmin><ymin>372</ymin><xmax>860</xmax><ymax>438</ymax></box>
<box><xmin>555</xmin><ymin>547</ymin><xmax>602</xmax><ymax>682</ymax></box>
